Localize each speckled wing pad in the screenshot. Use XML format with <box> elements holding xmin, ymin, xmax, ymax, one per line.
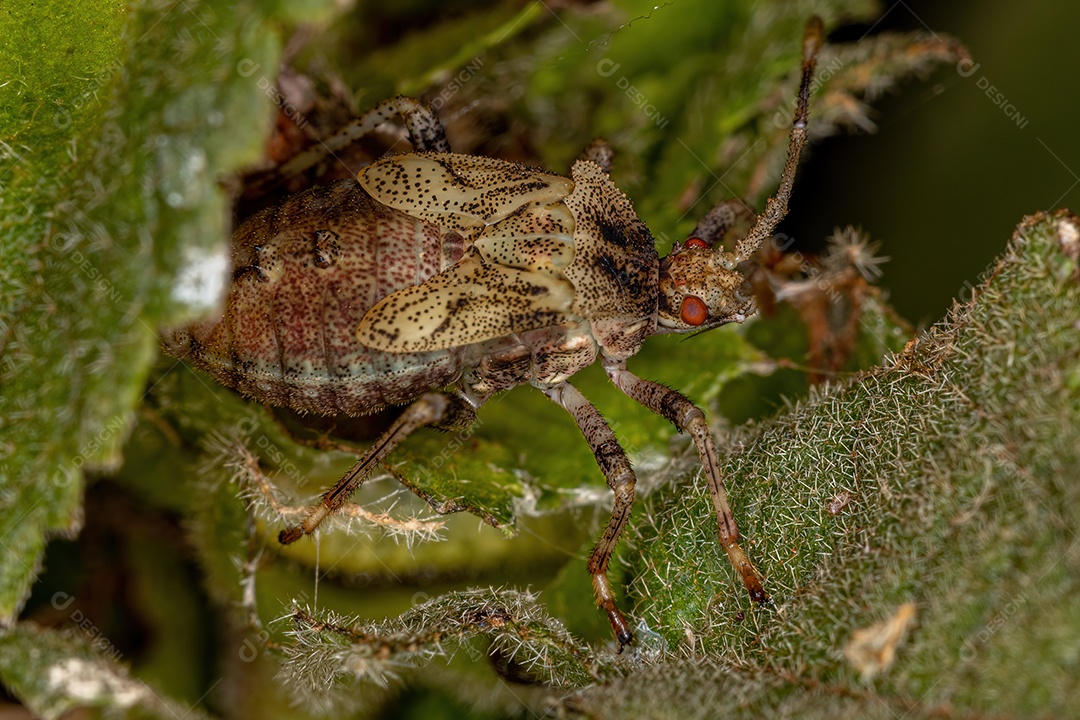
<box><xmin>356</xmin><ymin>245</ymin><xmax>576</xmax><ymax>352</ymax></box>
<box><xmin>359</xmin><ymin>152</ymin><xmax>574</xmax><ymax>231</ymax></box>
<box><xmin>356</xmin><ymin>152</ymin><xmax>581</xmax><ymax>353</ymax></box>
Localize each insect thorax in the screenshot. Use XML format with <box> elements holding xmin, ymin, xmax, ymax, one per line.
<box><xmin>562</xmin><ymin>160</ymin><xmax>660</xmax><ymax>361</ymax></box>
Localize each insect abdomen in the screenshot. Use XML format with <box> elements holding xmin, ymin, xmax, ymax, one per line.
<box><xmin>164</xmin><ymin>179</ymin><xmax>467</xmax><ymax>415</ymax></box>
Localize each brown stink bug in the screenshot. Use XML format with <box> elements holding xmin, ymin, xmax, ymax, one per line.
<box><xmin>164</xmin><ymin>19</ymin><xmax>824</xmax><ymax>648</ymax></box>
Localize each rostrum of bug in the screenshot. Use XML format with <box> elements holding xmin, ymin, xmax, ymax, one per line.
<box><xmin>164</xmin><ymin>18</ymin><xmax>825</xmax><ymax>648</ymax></box>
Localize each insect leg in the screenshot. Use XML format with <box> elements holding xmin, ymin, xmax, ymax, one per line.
<box><xmin>275</xmin><ymin>96</ymin><xmax>451</xmax><ymax>185</ymax></box>
<box><xmin>605</xmin><ymin>360</ymin><xmax>767</xmax><ymax>605</ymax></box>
<box><xmin>688</xmin><ymin>200</ymin><xmax>756</xmax><ymax>246</ymax></box>
<box><xmin>278</xmin><ymin>391</ymin><xmax>475</xmax><ymax>544</ymax></box>
<box><xmin>735</xmin><ymin>16</ymin><xmax>824</xmax><ymax>262</ymax></box>
<box><xmin>578</xmin><ymin>138</ymin><xmax>614</xmax><ymax>174</ymax></box>
<box><xmin>542</xmin><ymin>381</ymin><xmax>636</xmax><ymax>649</ymax></box>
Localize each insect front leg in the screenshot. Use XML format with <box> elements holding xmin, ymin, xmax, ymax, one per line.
<box><xmin>688</xmin><ymin>200</ymin><xmax>756</xmax><ymax>246</ymax></box>
<box><xmin>278</xmin><ymin>391</ymin><xmax>476</xmax><ymax>544</ymax></box>
<box><xmin>578</xmin><ymin>138</ymin><xmax>614</xmax><ymax>174</ymax></box>
<box><xmin>604</xmin><ymin>360</ymin><xmax>767</xmax><ymax>605</ymax></box>
<box><xmin>542</xmin><ymin>381</ymin><xmax>636</xmax><ymax>649</ymax></box>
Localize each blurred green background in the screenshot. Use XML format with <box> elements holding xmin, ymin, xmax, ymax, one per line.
<box><xmin>785</xmin><ymin>0</ymin><xmax>1080</xmax><ymax>324</ymax></box>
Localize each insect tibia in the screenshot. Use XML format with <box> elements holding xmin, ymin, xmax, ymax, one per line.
<box><xmin>609</xmin><ymin>364</ymin><xmax>769</xmax><ymax>606</ymax></box>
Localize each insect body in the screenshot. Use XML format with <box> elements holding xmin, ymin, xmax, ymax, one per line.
<box><xmin>165</xmin><ymin>19</ymin><xmax>824</xmax><ymax>648</ymax></box>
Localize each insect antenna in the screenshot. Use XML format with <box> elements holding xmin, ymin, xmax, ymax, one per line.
<box><xmin>733</xmin><ymin>16</ymin><xmax>824</xmax><ymax>264</ymax></box>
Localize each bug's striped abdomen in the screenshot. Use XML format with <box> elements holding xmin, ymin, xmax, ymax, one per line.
<box><xmin>164</xmin><ymin>179</ymin><xmax>467</xmax><ymax>415</ymax></box>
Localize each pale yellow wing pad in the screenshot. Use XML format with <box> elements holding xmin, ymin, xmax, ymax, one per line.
<box><xmin>359</xmin><ymin>152</ymin><xmax>575</xmax><ymax>231</ymax></box>
<box><xmin>472</xmin><ymin>203</ymin><xmax>576</xmax><ymax>274</ymax></box>
<box><xmin>356</xmin><ymin>246</ymin><xmax>577</xmax><ymax>352</ymax></box>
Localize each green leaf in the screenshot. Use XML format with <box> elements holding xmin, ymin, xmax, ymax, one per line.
<box><xmin>0</xmin><ymin>623</ymin><xmax>215</xmax><ymax>720</ymax></box>
<box><xmin>0</xmin><ymin>0</ymin><xmax>337</xmax><ymax>620</ymax></box>
<box><xmin>279</xmin><ymin>588</ymin><xmax>604</xmax><ymax>715</ymax></box>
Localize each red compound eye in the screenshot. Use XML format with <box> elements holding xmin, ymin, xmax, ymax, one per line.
<box><xmin>685</xmin><ymin>237</ymin><xmax>709</xmax><ymax>249</ymax></box>
<box><xmin>680</xmin><ymin>295</ymin><xmax>708</xmax><ymax>326</ymax></box>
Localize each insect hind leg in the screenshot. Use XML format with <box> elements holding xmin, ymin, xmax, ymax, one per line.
<box><xmin>278</xmin><ymin>391</ymin><xmax>475</xmax><ymax>544</ymax></box>
<box><xmin>274</xmin><ymin>96</ymin><xmax>451</xmax><ymax>187</ymax></box>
